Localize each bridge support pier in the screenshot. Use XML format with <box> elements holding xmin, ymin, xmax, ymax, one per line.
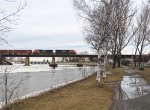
<box><xmin>62</xmin><ymin>57</ymin><xmax>65</xmax><ymax>62</ymax></box>
<box><xmin>77</xmin><ymin>57</ymin><xmax>83</xmax><ymax>67</ymax></box>
<box><xmin>0</xmin><ymin>55</ymin><xmax>3</xmax><ymax>65</ymax></box>
<box><xmin>25</xmin><ymin>56</ymin><xmax>30</xmax><ymax>66</ymax></box>
<box><xmin>49</xmin><ymin>56</ymin><xmax>57</xmax><ymax>68</ymax></box>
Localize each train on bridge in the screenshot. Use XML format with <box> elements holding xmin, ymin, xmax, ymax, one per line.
<box><xmin>0</xmin><ymin>49</ymin><xmax>77</xmax><ymax>55</ymax></box>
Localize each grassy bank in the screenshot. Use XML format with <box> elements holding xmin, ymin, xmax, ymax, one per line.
<box><xmin>136</xmin><ymin>67</ymin><xmax>150</xmax><ymax>83</ymax></box>
<box><xmin>1</xmin><ymin>67</ymin><xmax>124</xmax><ymax>110</ymax></box>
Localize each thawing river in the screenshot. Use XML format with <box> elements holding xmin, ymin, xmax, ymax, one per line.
<box><xmin>0</xmin><ymin>65</ymin><xmax>96</xmax><ymax>104</ymax></box>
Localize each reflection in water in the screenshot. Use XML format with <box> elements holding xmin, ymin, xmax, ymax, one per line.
<box><xmin>52</xmin><ymin>68</ymin><xmax>56</xmax><ymax>73</ymax></box>
<box><xmin>79</xmin><ymin>68</ymin><xmax>88</xmax><ymax>78</ymax></box>
<box><xmin>121</xmin><ymin>75</ymin><xmax>150</xmax><ymax>99</ymax></box>
<box><xmin>112</xmin><ymin>67</ymin><xmax>150</xmax><ymax>110</ymax></box>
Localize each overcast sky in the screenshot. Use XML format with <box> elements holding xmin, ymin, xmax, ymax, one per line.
<box><xmin>1</xmin><ymin>0</ymin><xmax>145</xmax><ymax>54</ymax></box>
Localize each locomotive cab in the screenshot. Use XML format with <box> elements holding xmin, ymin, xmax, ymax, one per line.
<box><xmin>32</xmin><ymin>50</ymin><xmax>40</xmax><ymax>54</ymax></box>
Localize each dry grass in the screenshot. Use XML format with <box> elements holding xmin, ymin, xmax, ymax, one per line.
<box><xmin>106</xmin><ymin>66</ymin><xmax>123</xmax><ymax>81</ymax></box>
<box><xmin>1</xmin><ymin>67</ymin><xmax>124</xmax><ymax>110</ymax></box>
<box><xmin>136</xmin><ymin>67</ymin><xmax>150</xmax><ymax>83</ymax></box>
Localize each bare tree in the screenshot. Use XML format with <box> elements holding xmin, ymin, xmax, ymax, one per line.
<box><xmin>0</xmin><ymin>0</ymin><xmax>27</xmax><ymax>107</ymax></box>
<box><xmin>133</xmin><ymin>3</ymin><xmax>150</xmax><ymax>67</ymax></box>
<box><xmin>73</xmin><ymin>0</ymin><xmax>137</xmax><ymax>85</ymax></box>
<box><xmin>0</xmin><ymin>0</ymin><xmax>27</xmax><ymax>45</ymax></box>
<box><xmin>0</xmin><ymin>65</ymin><xmax>29</xmax><ymax>106</ymax></box>
<box><xmin>110</xmin><ymin>0</ymin><xmax>136</xmax><ymax>68</ymax></box>
<box><xmin>73</xmin><ymin>0</ymin><xmax>113</xmax><ymax>83</ymax></box>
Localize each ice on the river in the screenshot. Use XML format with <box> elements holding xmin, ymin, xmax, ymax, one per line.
<box><xmin>0</xmin><ymin>64</ymin><xmax>80</xmax><ymax>73</ymax></box>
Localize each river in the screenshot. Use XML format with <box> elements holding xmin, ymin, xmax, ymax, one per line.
<box><xmin>0</xmin><ymin>65</ymin><xmax>96</xmax><ymax>105</ymax></box>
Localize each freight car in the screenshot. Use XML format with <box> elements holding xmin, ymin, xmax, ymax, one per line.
<box><xmin>14</xmin><ymin>50</ymin><xmax>32</xmax><ymax>55</ymax></box>
<box><xmin>0</xmin><ymin>50</ymin><xmax>32</xmax><ymax>55</ymax></box>
<box><xmin>0</xmin><ymin>50</ymin><xmax>13</xmax><ymax>54</ymax></box>
<box><xmin>55</xmin><ymin>50</ymin><xmax>76</xmax><ymax>54</ymax></box>
<box><xmin>32</xmin><ymin>50</ymin><xmax>53</xmax><ymax>54</ymax></box>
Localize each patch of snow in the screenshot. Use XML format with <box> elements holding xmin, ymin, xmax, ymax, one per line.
<box><xmin>0</xmin><ymin>64</ymin><xmax>92</xmax><ymax>73</ymax></box>
<box><xmin>106</xmin><ymin>71</ymin><xmax>114</xmax><ymax>75</ymax></box>
<box><xmin>0</xmin><ymin>64</ymin><xmax>55</xmax><ymax>73</ymax></box>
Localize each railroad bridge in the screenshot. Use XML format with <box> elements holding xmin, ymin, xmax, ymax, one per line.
<box><xmin>0</xmin><ymin>54</ymin><xmax>149</xmax><ymax>67</ymax></box>
<box><xmin>0</xmin><ymin>54</ymin><xmax>98</xmax><ymax>67</ymax></box>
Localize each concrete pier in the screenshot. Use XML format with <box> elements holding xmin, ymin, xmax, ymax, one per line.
<box><xmin>49</xmin><ymin>56</ymin><xmax>57</xmax><ymax>67</ymax></box>
<box><xmin>0</xmin><ymin>55</ymin><xmax>3</xmax><ymax>65</ymax></box>
<box><xmin>25</xmin><ymin>56</ymin><xmax>30</xmax><ymax>66</ymax></box>
<box><xmin>77</xmin><ymin>57</ymin><xmax>83</xmax><ymax>67</ymax></box>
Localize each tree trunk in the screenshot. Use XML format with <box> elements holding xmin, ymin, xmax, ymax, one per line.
<box><xmin>133</xmin><ymin>55</ymin><xmax>136</xmax><ymax>67</ymax></box>
<box><xmin>4</xmin><ymin>74</ymin><xmax>8</xmax><ymax>105</ymax></box>
<box><xmin>134</xmin><ymin>48</ymin><xmax>138</xmax><ymax>67</ymax></box>
<box><xmin>118</xmin><ymin>59</ymin><xmax>121</xmax><ymax>67</ymax></box>
<box><xmin>138</xmin><ymin>53</ymin><xmax>142</xmax><ymax>66</ymax></box>
<box><xmin>117</xmin><ymin>52</ymin><xmax>121</xmax><ymax>68</ymax></box>
<box><xmin>96</xmin><ymin>62</ymin><xmax>101</xmax><ymax>83</ymax></box>
<box><xmin>113</xmin><ymin>54</ymin><xmax>116</xmax><ymax>68</ymax></box>
<box><xmin>103</xmin><ymin>55</ymin><xmax>107</xmax><ymax>78</ymax></box>
<box><xmin>96</xmin><ymin>51</ymin><xmax>101</xmax><ymax>84</ymax></box>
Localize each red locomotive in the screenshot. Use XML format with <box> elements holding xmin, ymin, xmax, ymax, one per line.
<box><xmin>55</xmin><ymin>50</ymin><xmax>77</xmax><ymax>54</ymax></box>
<box><xmin>68</xmin><ymin>50</ymin><xmax>77</xmax><ymax>54</ymax></box>
<box><xmin>32</xmin><ymin>50</ymin><xmax>53</xmax><ymax>54</ymax></box>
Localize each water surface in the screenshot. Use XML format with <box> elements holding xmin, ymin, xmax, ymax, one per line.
<box><xmin>0</xmin><ymin>65</ymin><xmax>95</xmax><ymax>103</ymax></box>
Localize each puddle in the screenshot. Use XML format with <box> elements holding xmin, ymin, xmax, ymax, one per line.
<box><xmin>111</xmin><ymin>67</ymin><xmax>150</xmax><ymax>110</ymax></box>
<box><xmin>121</xmin><ymin>75</ymin><xmax>150</xmax><ymax>100</ymax></box>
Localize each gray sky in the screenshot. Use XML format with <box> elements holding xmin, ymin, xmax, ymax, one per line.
<box><xmin>1</xmin><ymin>0</ymin><xmax>145</xmax><ymax>54</ymax></box>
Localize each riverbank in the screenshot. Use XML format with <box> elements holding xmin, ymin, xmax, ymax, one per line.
<box><xmin>1</xmin><ymin>67</ymin><xmax>124</xmax><ymax>110</ymax></box>
<box><xmin>135</xmin><ymin>67</ymin><xmax>150</xmax><ymax>83</ymax></box>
